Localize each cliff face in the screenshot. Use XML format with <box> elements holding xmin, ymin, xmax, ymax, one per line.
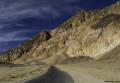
<box><xmin>0</xmin><ymin>0</ymin><xmax>120</xmax><ymax>64</ymax></box>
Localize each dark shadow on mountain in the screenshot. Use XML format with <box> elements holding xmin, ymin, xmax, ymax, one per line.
<box><xmin>26</xmin><ymin>66</ymin><xmax>74</xmax><ymax>83</ymax></box>
<box><xmin>91</xmin><ymin>14</ymin><xmax>120</xmax><ymax>29</ymax></box>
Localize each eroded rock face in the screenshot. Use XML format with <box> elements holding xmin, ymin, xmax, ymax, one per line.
<box><xmin>0</xmin><ymin>0</ymin><xmax>120</xmax><ymax>64</ymax></box>
<box><xmin>0</xmin><ymin>31</ymin><xmax>51</xmax><ymax>63</ymax></box>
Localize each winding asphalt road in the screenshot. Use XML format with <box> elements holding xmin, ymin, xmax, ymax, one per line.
<box><xmin>26</xmin><ymin>66</ymin><xmax>74</xmax><ymax>83</ymax></box>
<box><xmin>25</xmin><ymin>65</ymin><xmax>105</xmax><ymax>83</ymax></box>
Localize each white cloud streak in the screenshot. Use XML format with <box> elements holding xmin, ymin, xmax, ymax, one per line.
<box><xmin>0</xmin><ymin>30</ymin><xmax>37</xmax><ymax>42</ymax></box>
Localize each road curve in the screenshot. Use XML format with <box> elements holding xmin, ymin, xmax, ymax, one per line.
<box><xmin>56</xmin><ymin>65</ymin><xmax>105</xmax><ymax>83</ymax></box>
<box><xmin>25</xmin><ymin>66</ymin><xmax>74</xmax><ymax>83</ymax></box>
<box><xmin>25</xmin><ymin>65</ymin><xmax>105</xmax><ymax>83</ymax></box>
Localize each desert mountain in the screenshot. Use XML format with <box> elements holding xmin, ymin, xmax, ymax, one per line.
<box><xmin>0</xmin><ymin>0</ymin><xmax>120</xmax><ymax>64</ymax></box>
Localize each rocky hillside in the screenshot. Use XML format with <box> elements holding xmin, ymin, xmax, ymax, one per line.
<box><xmin>0</xmin><ymin>32</ymin><xmax>51</xmax><ymax>62</ymax></box>
<box><xmin>0</xmin><ymin>0</ymin><xmax>120</xmax><ymax>64</ymax></box>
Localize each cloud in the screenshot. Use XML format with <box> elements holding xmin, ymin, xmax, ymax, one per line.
<box><xmin>0</xmin><ymin>0</ymin><xmax>79</xmax><ymax>19</ymax></box>
<box><xmin>0</xmin><ymin>30</ymin><xmax>38</xmax><ymax>42</ymax></box>
<box><xmin>0</xmin><ymin>0</ymin><xmax>82</xmax><ymax>28</ymax></box>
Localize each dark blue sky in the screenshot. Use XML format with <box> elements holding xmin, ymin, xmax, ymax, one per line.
<box><xmin>0</xmin><ymin>0</ymin><xmax>118</xmax><ymax>52</ymax></box>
